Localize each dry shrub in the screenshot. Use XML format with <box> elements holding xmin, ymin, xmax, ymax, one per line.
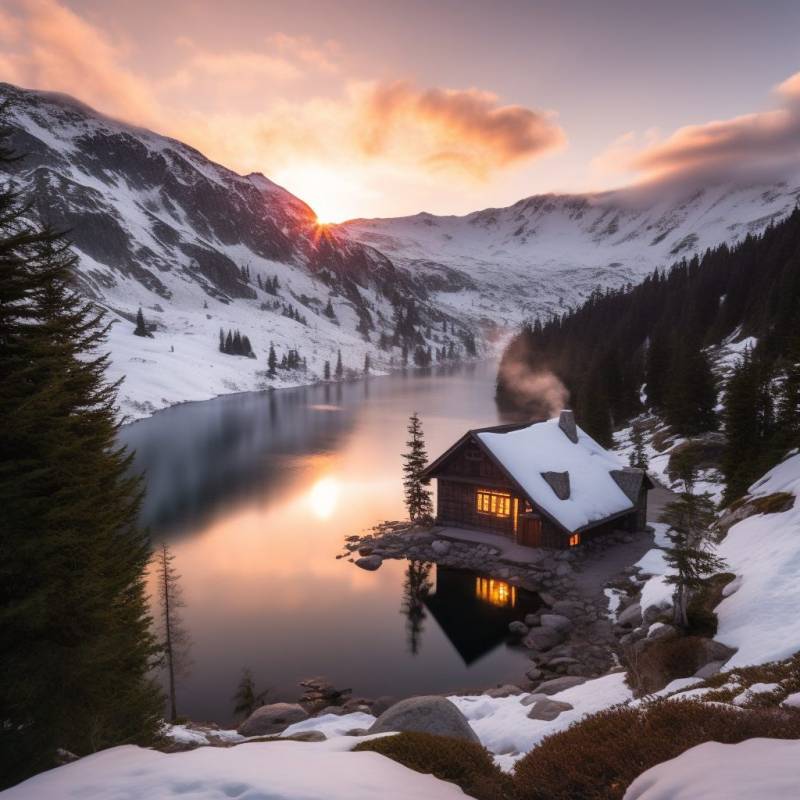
<box><xmin>513</xmin><ymin>700</ymin><xmax>800</xmax><ymax>800</ymax></box>
<box><xmin>354</xmin><ymin>731</ymin><xmax>514</xmax><ymax>800</ymax></box>
<box><xmin>751</xmin><ymin>492</ymin><xmax>795</xmax><ymax>515</ymax></box>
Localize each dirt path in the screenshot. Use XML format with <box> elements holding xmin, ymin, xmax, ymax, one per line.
<box><xmin>571</xmin><ymin>481</ymin><xmax>677</xmax><ymax>601</ymax></box>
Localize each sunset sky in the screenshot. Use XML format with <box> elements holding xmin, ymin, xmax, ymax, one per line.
<box><xmin>3</xmin><ymin>0</ymin><xmax>800</xmax><ymax>221</ymax></box>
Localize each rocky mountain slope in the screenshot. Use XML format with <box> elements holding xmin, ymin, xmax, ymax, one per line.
<box><xmin>1</xmin><ymin>83</ymin><xmax>471</xmax><ymax>419</ymax></box>
<box><xmin>343</xmin><ymin>179</ymin><xmax>800</xmax><ymax>327</ymax></box>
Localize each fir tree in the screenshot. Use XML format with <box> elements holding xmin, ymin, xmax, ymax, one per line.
<box><xmin>323</xmin><ymin>360</ymin><xmax>331</xmax><ymax>380</ymax></box>
<box><xmin>218</xmin><ymin>328</ymin><xmax>224</xmax><ymax>353</ymax></box>
<box><xmin>0</xmin><ymin>123</ymin><xmax>162</xmax><ymax>783</ymax></box>
<box><xmin>335</xmin><ymin>349</ymin><xmax>343</xmax><ymax>379</ymax></box>
<box><xmin>402</xmin><ymin>413</ymin><xmax>433</xmax><ymax>522</ymax></box>
<box><xmin>133</xmin><ymin>307</ymin><xmax>150</xmax><ymax>337</ymax></box>
<box><xmin>660</xmin><ymin>490</ymin><xmax>726</xmax><ymax>629</ymax></box>
<box><xmin>232</xmin><ymin>668</ymin><xmax>269</xmax><ymax>720</ymax></box>
<box><xmin>154</xmin><ymin>543</ymin><xmax>192</xmax><ymax>723</ymax></box>
<box><xmin>364</xmin><ymin>352</ymin><xmax>371</xmax><ymax>374</ymax></box>
<box><xmin>267</xmin><ymin>343</ymin><xmax>277</xmax><ymax>377</ymax></box>
<box><xmin>628</xmin><ymin>419</ymin><xmax>649</xmax><ymax>470</ymax></box>
<box><xmin>324</xmin><ymin>299</ymin><xmax>336</xmax><ymax>319</ymax></box>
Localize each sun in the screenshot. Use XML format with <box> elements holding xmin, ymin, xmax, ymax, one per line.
<box><xmin>273</xmin><ymin>165</ymin><xmax>366</xmax><ymax>225</ymax></box>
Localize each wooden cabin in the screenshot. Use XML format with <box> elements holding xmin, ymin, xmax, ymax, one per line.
<box><xmin>421</xmin><ymin>410</ymin><xmax>651</xmax><ymax>550</ymax></box>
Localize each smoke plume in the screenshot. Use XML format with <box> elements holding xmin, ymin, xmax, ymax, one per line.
<box><xmin>498</xmin><ymin>358</ymin><xmax>569</xmax><ymax>421</ymax></box>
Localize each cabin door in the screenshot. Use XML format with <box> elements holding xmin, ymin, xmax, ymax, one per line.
<box><xmin>517</xmin><ymin>516</ymin><xmax>542</xmax><ymax>548</ymax></box>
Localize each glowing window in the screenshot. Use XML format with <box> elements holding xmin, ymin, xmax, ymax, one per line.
<box><xmin>476</xmin><ymin>490</ymin><xmax>511</xmax><ymax>517</ymax></box>
<box><xmin>569</xmin><ymin>533</ymin><xmax>581</xmax><ymax>547</ymax></box>
<box><xmin>475</xmin><ymin>576</ymin><xmax>517</xmax><ymax>608</ymax></box>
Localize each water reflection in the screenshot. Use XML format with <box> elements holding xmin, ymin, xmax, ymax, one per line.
<box><xmin>425</xmin><ymin>567</ymin><xmax>541</xmax><ymax>665</ymax></box>
<box><xmin>400</xmin><ymin>561</ymin><xmax>434</xmax><ymax>655</ymax></box>
<box><xmin>120</xmin><ymin>362</ymin><xmax>532</xmax><ymax>722</ymax></box>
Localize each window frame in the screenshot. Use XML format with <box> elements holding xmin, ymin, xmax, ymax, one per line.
<box><xmin>476</xmin><ymin>489</ymin><xmax>512</xmax><ymax>518</ymax></box>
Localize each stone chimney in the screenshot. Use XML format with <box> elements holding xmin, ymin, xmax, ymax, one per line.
<box><xmin>558</xmin><ymin>409</ymin><xmax>578</xmax><ymax>443</ymax></box>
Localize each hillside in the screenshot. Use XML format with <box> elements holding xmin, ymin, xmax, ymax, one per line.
<box><xmin>1</xmin><ymin>83</ymin><xmax>475</xmax><ymax>420</ymax></box>
<box><xmin>343</xmin><ymin>180</ymin><xmax>800</xmax><ymax>328</ymax></box>
<box><xmin>496</xmin><ymin>208</ymin><xmax>800</xmax><ymax>499</ymax></box>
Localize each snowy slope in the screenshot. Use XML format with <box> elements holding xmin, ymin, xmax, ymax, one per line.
<box><xmin>0</xmin><ymin>738</ymin><xmax>468</xmax><ymax>800</ymax></box>
<box><xmin>1</xmin><ymin>83</ymin><xmax>473</xmax><ymax>420</ymax></box>
<box><xmin>343</xmin><ymin>180</ymin><xmax>800</xmax><ymax>327</ymax></box>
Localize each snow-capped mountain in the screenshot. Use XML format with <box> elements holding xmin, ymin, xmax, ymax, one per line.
<box><xmin>1</xmin><ymin>83</ymin><xmax>468</xmax><ymax>419</ymax></box>
<box><xmin>342</xmin><ymin>180</ymin><xmax>800</xmax><ymax>327</ymax></box>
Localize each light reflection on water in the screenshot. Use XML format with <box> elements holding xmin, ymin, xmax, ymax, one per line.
<box><xmin>120</xmin><ymin>363</ymin><xmax>537</xmax><ymax>724</ymax></box>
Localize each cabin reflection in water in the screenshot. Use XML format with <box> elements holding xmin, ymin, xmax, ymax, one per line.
<box><xmin>424</xmin><ymin>566</ymin><xmax>541</xmax><ymax>665</ymax></box>
<box><xmin>474</xmin><ymin>576</ymin><xmax>517</xmax><ymax>608</ymax></box>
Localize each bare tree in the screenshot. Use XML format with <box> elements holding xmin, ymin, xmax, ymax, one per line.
<box><xmin>154</xmin><ymin>543</ymin><xmax>192</xmax><ymax>722</ymax></box>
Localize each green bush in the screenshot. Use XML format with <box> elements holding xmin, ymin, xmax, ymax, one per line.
<box><xmin>513</xmin><ymin>700</ymin><xmax>800</xmax><ymax>800</ymax></box>
<box><xmin>354</xmin><ymin>731</ymin><xmax>514</xmax><ymax>800</ymax></box>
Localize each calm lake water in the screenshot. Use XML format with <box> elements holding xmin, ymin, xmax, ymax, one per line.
<box><xmin>121</xmin><ymin>362</ymin><xmax>538</xmax><ymax>724</ymax></box>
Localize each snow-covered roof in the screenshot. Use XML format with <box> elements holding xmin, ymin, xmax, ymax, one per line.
<box><xmin>477</xmin><ymin>415</ymin><xmax>635</xmax><ymax>532</ymax></box>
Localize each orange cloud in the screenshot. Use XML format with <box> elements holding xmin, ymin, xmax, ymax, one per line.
<box><xmin>597</xmin><ymin>70</ymin><xmax>800</xmax><ymax>189</ymax></box>
<box><xmin>4</xmin><ymin>0</ymin><xmax>159</xmax><ymax>125</ymax></box>
<box><xmin>358</xmin><ymin>81</ymin><xmax>565</xmax><ymax>178</ymax></box>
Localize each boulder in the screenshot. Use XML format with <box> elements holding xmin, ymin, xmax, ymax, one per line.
<box><xmin>617</xmin><ymin>602</ymin><xmax>642</xmax><ymax>628</ymax></box>
<box><xmin>647</xmin><ymin>623</ymin><xmax>679</xmax><ymax>642</ymax></box>
<box><xmin>643</xmin><ymin>604</ymin><xmax>667</xmax><ymax>626</ymax></box>
<box><xmin>540</xmin><ymin>613</ymin><xmax>573</xmax><ymax>633</ymax></box>
<box><xmin>526</xmin><ymin>697</ymin><xmax>574</xmax><ymax>721</ymax></box>
<box><xmin>525</xmin><ymin>666</ymin><xmax>543</xmax><ymax>682</ymax></box>
<box><xmin>523</xmin><ymin>626</ymin><xmax>564</xmax><ymax>652</ymax></box>
<box><xmin>694</xmin><ymin>660</ymin><xmax>725</xmax><ymax>680</ymax></box>
<box><xmin>355</xmin><ymin>555</ymin><xmax>383</xmax><ymax>571</ymax></box>
<box><xmin>369</xmin><ymin>696</ymin><xmax>397</xmax><ymax>716</ymax></box>
<box><xmin>238</xmin><ymin>703</ymin><xmax>309</xmax><ymax>736</ymax></box>
<box><xmin>550</xmin><ymin>600</ymin><xmax>584</xmax><ymax>617</ymax></box>
<box><xmin>508</xmin><ymin>620</ymin><xmax>529</xmax><ymax>636</ymax></box>
<box><xmin>484</xmin><ymin>684</ymin><xmax>523</xmax><ymax>699</ymax></box>
<box><xmin>534</xmin><ymin>676</ymin><xmax>587</xmax><ymax>695</ymax></box>
<box><xmin>524</xmin><ymin>613</ymin><xmax>540</xmax><ymax>626</ymax></box>
<box><xmin>697</xmin><ymin>639</ymin><xmax>737</xmax><ymax>665</ymax></box>
<box><xmin>431</xmin><ymin>540</ymin><xmax>451</xmax><ymax>556</ymax></box>
<box><xmin>368</xmin><ymin>696</ymin><xmax>479</xmax><ymax>743</ymax></box>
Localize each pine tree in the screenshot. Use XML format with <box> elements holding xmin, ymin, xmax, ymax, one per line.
<box><xmin>402</xmin><ymin>413</ymin><xmax>434</xmax><ymax>522</ymax></box>
<box><xmin>0</xmin><ymin>122</ymin><xmax>162</xmax><ymax>783</ymax></box>
<box><xmin>219</xmin><ymin>328</ymin><xmax>224</xmax><ymax>353</ymax></box>
<box><xmin>324</xmin><ymin>360</ymin><xmax>331</xmax><ymax>380</ymax></box>
<box><xmin>364</xmin><ymin>352</ymin><xmax>371</xmax><ymax>374</ymax></box>
<box><xmin>628</xmin><ymin>419</ymin><xmax>649</xmax><ymax>470</ymax></box>
<box><xmin>324</xmin><ymin>299</ymin><xmax>336</xmax><ymax>319</ymax></box>
<box><xmin>660</xmin><ymin>490</ymin><xmax>726</xmax><ymax>629</ymax></box>
<box><xmin>335</xmin><ymin>349</ymin><xmax>343</xmax><ymax>379</ymax></box>
<box><xmin>267</xmin><ymin>344</ymin><xmax>277</xmax><ymax>377</ymax></box>
<box><xmin>133</xmin><ymin>307</ymin><xmax>150</xmax><ymax>337</ymax></box>
<box><xmin>232</xmin><ymin>668</ymin><xmax>269</xmax><ymax>719</ymax></box>
<box><xmin>154</xmin><ymin>543</ymin><xmax>192</xmax><ymax>723</ymax></box>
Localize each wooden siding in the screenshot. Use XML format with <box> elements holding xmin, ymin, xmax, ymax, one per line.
<box><xmin>437</xmin><ymin>479</ymin><xmax>518</xmax><ymax>538</ymax></box>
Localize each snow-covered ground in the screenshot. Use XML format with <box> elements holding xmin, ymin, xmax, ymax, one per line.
<box><xmin>0</xmin><ymin>738</ymin><xmax>468</xmax><ymax>800</ymax></box>
<box><xmin>624</xmin><ymin>738</ymin><xmax>800</xmax><ymax>800</ymax></box>
<box><xmin>714</xmin><ymin>453</ymin><xmax>800</xmax><ymax>668</ymax></box>
<box><xmin>449</xmin><ymin>672</ymin><xmax>632</xmax><ymax>771</ymax></box>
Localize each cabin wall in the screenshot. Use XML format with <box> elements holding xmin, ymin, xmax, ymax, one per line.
<box><xmin>436</xmin><ymin>479</ymin><xmax>517</xmax><ymax>538</ymax></box>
